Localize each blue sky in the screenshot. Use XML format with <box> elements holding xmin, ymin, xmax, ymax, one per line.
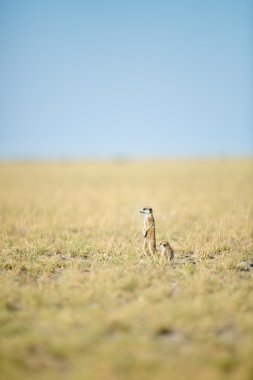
<box><xmin>0</xmin><ymin>0</ymin><xmax>252</xmax><ymax>158</ymax></box>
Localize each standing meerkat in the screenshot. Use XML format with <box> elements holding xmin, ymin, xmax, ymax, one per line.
<box><xmin>159</xmin><ymin>241</ymin><xmax>174</xmax><ymax>261</ymax></box>
<box><xmin>140</xmin><ymin>207</ymin><xmax>156</xmax><ymax>256</ymax></box>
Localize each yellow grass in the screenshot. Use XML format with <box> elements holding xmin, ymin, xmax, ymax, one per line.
<box><xmin>0</xmin><ymin>159</ymin><xmax>252</xmax><ymax>380</ymax></box>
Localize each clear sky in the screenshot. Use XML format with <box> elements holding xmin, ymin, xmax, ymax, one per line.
<box><xmin>0</xmin><ymin>0</ymin><xmax>252</xmax><ymax>158</ymax></box>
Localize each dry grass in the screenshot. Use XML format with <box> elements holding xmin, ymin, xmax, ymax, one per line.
<box><xmin>0</xmin><ymin>159</ymin><xmax>252</xmax><ymax>380</ymax></box>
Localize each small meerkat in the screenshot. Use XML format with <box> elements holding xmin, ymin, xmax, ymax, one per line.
<box><xmin>159</xmin><ymin>241</ymin><xmax>174</xmax><ymax>261</ymax></box>
<box><xmin>140</xmin><ymin>207</ymin><xmax>156</xmax><ymax>256</ymax></box>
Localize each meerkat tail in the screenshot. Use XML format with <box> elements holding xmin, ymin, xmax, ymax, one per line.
<box><xmin>149</xmin><ymin>238</ymin><xmax>156</xmax><ymax>255</ymax></box>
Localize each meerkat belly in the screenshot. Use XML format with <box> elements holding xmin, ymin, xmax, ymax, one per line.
<box><xmin>146</xmin><ymin>227</ymin><xmax>155</xmax><ymax>240</ymax></box>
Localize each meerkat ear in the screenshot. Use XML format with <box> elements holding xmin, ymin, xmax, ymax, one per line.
<box><xmin>149</xmin><ymin>208</ymin><xmax>153</xmax><ymax>213</ymax></box>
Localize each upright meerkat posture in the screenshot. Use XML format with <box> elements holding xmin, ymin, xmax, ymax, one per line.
<box><xmin>159</xmin><ymin>241</ymin><xmax>174</xmax><ymax>261</ymax></box>
<box><xmin>140</xmin><ymin>207</ymin><xmax>156</xmax><ymax>256</ymax></box>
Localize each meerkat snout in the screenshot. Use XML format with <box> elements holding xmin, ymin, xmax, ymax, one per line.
<box><xmin>159</xmin><ymin>240</ymin><xmax>174</xmax><ymax>261</ymax></box>
<box><xmin>140</xmin><ymin>207</ymin><xmax>153</xmax><ymax>215</ymax></box>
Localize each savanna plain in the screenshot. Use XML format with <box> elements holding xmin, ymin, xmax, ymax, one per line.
<box><xmin>0</xmin><ymin>159</ymin><xmax>252</xmax><ymax>380</ymax></box>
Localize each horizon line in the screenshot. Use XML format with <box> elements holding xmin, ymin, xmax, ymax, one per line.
<box><xmin>0</xmin><ymin>154</ymin><xmax>252</xmax><ymax>164</ymax></box>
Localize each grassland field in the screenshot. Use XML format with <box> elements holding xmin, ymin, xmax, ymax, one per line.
<box><xmin>0</xmin><ymin>159</ymin><xmax>252</xmax><ymax>380</ymax></box>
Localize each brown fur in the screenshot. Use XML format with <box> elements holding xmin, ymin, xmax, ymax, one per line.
<box><xmin>159</xmin><ymin>240</ymin><xmax>174</xmax><ymax>261</ymax></box>
<box><xmin>141</xmin><ymin>209</ymin><xmax>156</xmax><ymax>256</ymax></box>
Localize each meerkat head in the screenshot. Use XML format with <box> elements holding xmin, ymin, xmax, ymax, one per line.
<box><xmin>140</xmin><ymin>207</ymin><xmax>153</xmax><ymax>216</ymax></box>
<box><xmin>159</xmin><ymin>241</ymin><xmax>169</xmax><ymax>250</ymax></box>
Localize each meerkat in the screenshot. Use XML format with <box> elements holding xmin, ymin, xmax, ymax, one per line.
<box><xmin>159</xmin><ymin>241</ymin><xmax>174</xmax><ymax>261</ymax></box>
<box><xmin>140</xmin><ymin>207</ymin><xmax>156</xmax><ymax>256</ymax></box>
